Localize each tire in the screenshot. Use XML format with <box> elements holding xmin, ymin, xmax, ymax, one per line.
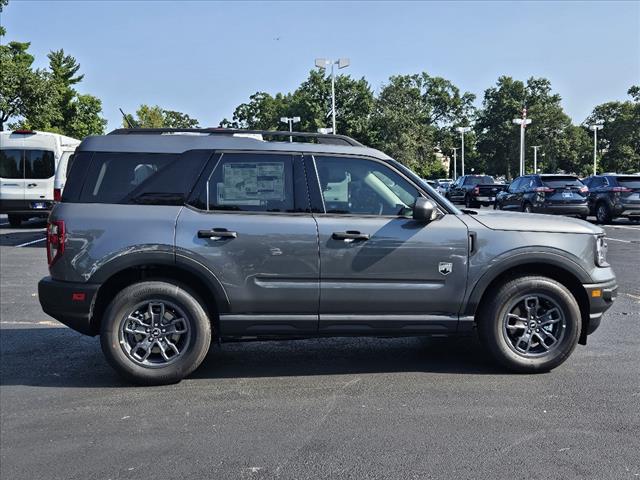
<box><xmin>522</xmin><ymin>203</ymin><xmax>533</xmax><ymax>214</ymax></box>
<box><xmin>595</xmin><ymin>202</ymin><xmax>612</xmax><ymax>224</ymax></box>
<box><xmin>100</xmin><ymin>281</ymin><xmax>212</xmax><ymax>385</ymax></box>
<box><xmin>477</xmin><ymin>275</ymin><xmax>581</xmax><ymax>373</ymax></box>
<box><xmin>7</xmin><ymin>214</ymin><xmax>22</xmax><ymax>227</ymax></box>
<box><xmin>465</xmin><ymin>195</ymin><xmax>477</xmax><ymax>208</ymax></box>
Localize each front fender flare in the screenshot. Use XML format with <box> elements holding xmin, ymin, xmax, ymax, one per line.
<box><xmin>462</xmin><ymin>247</ymin><xmax>591</xmax><ymax>317</ymax></box>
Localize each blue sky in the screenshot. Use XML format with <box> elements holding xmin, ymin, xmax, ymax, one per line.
<box><xmin>2</xmin><ymin>1</ymin><xmax>639</xmax><ymax>131</ymax></box>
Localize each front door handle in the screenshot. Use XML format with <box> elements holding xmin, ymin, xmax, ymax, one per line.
<box><xmin>332</xmin><ymin>231</ymin><xmax>370</xmax><ymax>241</ymax></box>
<box><xmin>197</xmin><ymin>228</ymin><xmax>238</xmax><ymax>240</ymax></box>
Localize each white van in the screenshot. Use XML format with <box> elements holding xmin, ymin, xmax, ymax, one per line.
<box><xmin>0</xmin><ymin>130</ymin><xmax>80</xmax><ymax>226</ymax></box>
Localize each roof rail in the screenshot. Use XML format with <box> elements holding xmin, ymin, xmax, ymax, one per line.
<box><xmin>107</xmin><ymin>128</ymin><xmax>363</xmax><ymax>147</ymax></box>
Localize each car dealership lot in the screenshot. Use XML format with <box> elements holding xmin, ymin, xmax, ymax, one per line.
<box><xmin>1</xmin><ymin>214</ymin><xmax>639</xmax><ymax>479</ymax></box>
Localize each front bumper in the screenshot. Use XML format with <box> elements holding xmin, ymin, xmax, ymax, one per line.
<box><xmin>581</xmin><ymin>279</ymin><xmax>617</xmax><ymax>338</ymax></box>
<box><xmin>38</xmin><ymin>276</ymin><xmax>101</xmax><ymax>336</ymax></box>
<box><xmin>0</xmin><ymin>199</ymin><xmax>53</xmax><ymax>215</ymax></box>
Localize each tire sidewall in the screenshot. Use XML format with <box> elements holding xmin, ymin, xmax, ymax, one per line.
<box><xmin>100</xmin><ymin>281</ymin><xmax>211</xmax><ymax>385</ymax></box>
<box><xmin>480</xmin><ymin>277</ymin><xmax>581</xmax><ymax>372</ymax></box>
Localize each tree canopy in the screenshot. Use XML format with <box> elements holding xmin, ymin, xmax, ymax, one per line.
<box><xmin>122</xmin><ymin>104</ymin><xmax>200</xmax><ymax>128</ymax></box>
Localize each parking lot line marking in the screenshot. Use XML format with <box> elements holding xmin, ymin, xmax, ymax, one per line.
<box><xmin>606</xmin><ymin>238</ymin><xmax>632</xmax><ymax>243</ymax></box>
<box><xmin>605</xmin><ymin>225</ymin><xmax>640</xmax><ymax>231</ymax></box>
<box><xmin>15</xmin><ymin>237</ymin><xmax>47</xmax><ymax>247</ymax></box>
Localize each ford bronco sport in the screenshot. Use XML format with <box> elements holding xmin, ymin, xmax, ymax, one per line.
<box><xmin>38</xmin><ymin>128</ymin><xmax>617</xmax><ymax>385</ymax></box>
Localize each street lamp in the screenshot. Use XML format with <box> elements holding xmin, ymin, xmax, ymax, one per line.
<box><xmin>531</xmin><ymin>145</ymin><xmax>541</xmax><ymax>174</ymax></box>
<box><xmin>513</xmin><ymin>108</ymin><xmax>532</xmax><ymax>177</ymax></box>
<box><xmin>280</xmin><ymin>116</ymin><xmax>301</xmax><ymax>142</ymax></box>
<box><xmin>451</xmin><ymin>147</ymin><xmax>459</xmax><ymax>180</ymax></box>
<box><xmin>589</xmin><ymin>122</ymin><xmax>604</xmax><ymax>175</ymax></box>
<box><xmin>456</xmin><ymin>127</ymin><xmax>471</xmax><ymax>176</ymax></box>
<box><xmin>315</xmin><ymin>57</ymin><xmax>350</xmax><ymax>134</ymax></box>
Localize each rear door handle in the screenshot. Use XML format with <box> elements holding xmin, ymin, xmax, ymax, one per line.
<box><xmin>197</xmin><ymin>228</ymin><xmax>238</xmax><ymax>240</ymax></box>
<box><xmin>332</xmin><ymin>231</ymin><xmax>370</xmax><ymax>241</ymax></box>
<box><xmin>27</xmin><ymin>183</ymin><xmax>37</xmax><ymax>188</ymax></box>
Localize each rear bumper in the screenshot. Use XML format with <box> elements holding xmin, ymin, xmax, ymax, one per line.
<box><xmin>582</xmin><ymin>278</ymin><xmax>617</xmax><ymax>337</ymax></box>
<box><xmin>38</xmin><ymin>276</ymin><xmax>101</xmax><ymax>336</ymax></box>
<box><xmin>613</xmin><ymin>203</ymin><xmax>640</xmax><ymax>218</ymax></box>
<box><xmin>533</xmin><ymin>204</ymin><xmax>590</xmax><ymax>216</ymax></box>
<box><xmin>0</xmin><ymin>199</ymin><xmax>53</xmax><ymax>215</ymax></box>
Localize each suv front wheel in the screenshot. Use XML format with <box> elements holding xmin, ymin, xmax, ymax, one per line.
<box><xmin>478</xmin><ymin>276</ymin><xmax>581</xmax><ymax>372</ymax></box>
<box><xmin>100</xmin><ymin>281</ymin><xmax>211</xmax><ymax>385</ymax></box>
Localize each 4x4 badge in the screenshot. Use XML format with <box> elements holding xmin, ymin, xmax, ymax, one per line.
<box><xmin>439</xmin><ymin>262</ymin><xmax>453</xmax><ymax>276</ymax></box>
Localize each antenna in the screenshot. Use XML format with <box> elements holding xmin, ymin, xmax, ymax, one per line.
<box><xmin>119</xmin><ymin>108</ymin><xmax>135</xmax><ymax>128</ymax></box>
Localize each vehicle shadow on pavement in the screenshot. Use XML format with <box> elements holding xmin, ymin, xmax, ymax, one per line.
<box><xmin>0</xmin><ymin>328</ymin><xmax>507</xmax><ymax>388</ymax></box>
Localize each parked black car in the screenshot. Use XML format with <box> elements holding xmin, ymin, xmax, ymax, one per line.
<box><xmin>446</xmin><ymin>175</ymin><xmax>506</xmax><ymax>207</ymax></box>
<box><xmin>582</xmin><ymin>174</ymin><xmax>640</xmax><ymax>223</ymax></box>
<box><xmin>495</xmin><ymin>174</ymin><xmax>589</xmax><ymax>218</ymax></box>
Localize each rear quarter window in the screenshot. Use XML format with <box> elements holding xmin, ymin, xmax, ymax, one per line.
<box><xmin>63</xmin><ymin>151</ymin><xmax>211</xmax><ymax>205</ymax></box>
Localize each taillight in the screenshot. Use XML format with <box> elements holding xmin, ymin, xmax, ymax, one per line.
<box><xmin>47</xmin><ymin>220</ymin><xmax>65</xmax><ymax>266</ymax></box>
<box><xmin>534</xmin><ymin>187</ymin><xmax>555</xmax><ymax>193</ymax></box>
<box><xmin>53</xmin><ymin>188</ymin><xmax>61</xmax><ymax>202</ymax></box>
<box><xmin>612</xmin><ymin>186</ymin><xmax>631</xmax><ymax>192</ymax></box>
<box><xmin>473</xmin><ymin>186</ymin><xmax>480</xmax><ymax>195</ymax></box>
<box><xmin>579</xmin><ymin>186</ymin><xmax>588</xmax><ymax>193</ymax></box>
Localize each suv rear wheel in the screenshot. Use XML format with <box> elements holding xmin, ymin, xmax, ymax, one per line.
<box><xmin>596</xmin><ymin>202</ymin><xmax>612</xmax><ymax>224</ymax></box>
<box><xmin>100</xmin><ymin>281</ymin><xmax>211</xmax><ymax>385</ymax></box>
<box><xmin>478</xmin><ymin>276</ymin><xmax>581</xmax><ymax>372</ymax></box>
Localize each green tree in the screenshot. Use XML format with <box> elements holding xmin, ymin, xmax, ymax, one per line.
<box><xmin>220</xmin><ymin>70</ymin><xmax>375</xmax><ymax>144</ymax></box>
<box><xmin>475</xmin><ymin>76</ymin><xmax>587</xmax><ymax>178</ymax></box>
<box><xmin>124</xmin><ymin>104</ymin><xmax>200</xmax><ymax>128</ymax></box>
<box><xmin>584</xmin><ymin>86</ymin><xmax>640</xmax><ymax>173</ymax></box>
<box><xmin>370</xmin><ymin>72</ymin><xmax>475</xmax><ymax>177</ymax></box>
<box><xmin>0</xmin><ymin>40</ymin><xmax>52</xmax><ymax>131</ymax></box>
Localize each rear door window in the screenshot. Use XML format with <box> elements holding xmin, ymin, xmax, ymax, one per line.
<box><xmin>540</xmin><ymin>176</ymin><xmax>583</xmax><ymax>188</ymax></box>
<box><xmin>189</xmin><ymin>153</ymin><xmax>303</xmax><ymax>213</ymax></box>
<box><xmin>0</xmin><ymin>149</ymin><xmax>23</xmax><ymax>178</ymax></box>
<box><xmin>24</xmin><ymin>150</ymin><xmax>55</xmax><ymax>179</ymax></box>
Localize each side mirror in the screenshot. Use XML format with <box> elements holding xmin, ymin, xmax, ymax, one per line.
<box><xmin>412</xmin><ymin>198</ymin><xmax>438</xmax><ymax>222</ymax></box>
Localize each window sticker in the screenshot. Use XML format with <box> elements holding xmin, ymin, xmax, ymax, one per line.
<box><xmin>217</xmin><ymin>162</ymin><xmax>285</xmax><ymax>205</ymax></box>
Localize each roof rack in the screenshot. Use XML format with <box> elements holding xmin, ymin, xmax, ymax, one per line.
<box><xmin>107</xmin><ymin>128</ymin><xmax>363</xmax><ymax>147</ymax></box>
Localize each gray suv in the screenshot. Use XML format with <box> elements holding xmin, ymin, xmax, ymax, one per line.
<box><xmin>38</xmin><ymin>129</ymin><xmax>617</xmax><ymax>385</ymax></box>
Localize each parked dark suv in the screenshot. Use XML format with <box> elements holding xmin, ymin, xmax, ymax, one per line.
<box><xmin>495</xmin><ymin>174</ymin><xmax>589</xmax><ymax>218</ymax></box>
<box><xmin>38</xmin><ymin>129</ymin><xmax>617</xmax><ymax>385</ymax></box>
<box><xmin>582</xmin><ymin>174</ymin><xmax>640</xmax><ymax>224</ymax></box>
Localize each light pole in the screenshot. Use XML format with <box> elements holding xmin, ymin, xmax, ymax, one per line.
<box><xmin>531</xmin><ymin>145</ymin><xmax>541</xmax><ymax>174</ymax></box>
<box><xmin>456</xmin><ymin>127</ymin><xmax>471</xmax><ymax>176</ymax></box>
<box><xmin>315</xmin><ymin>58</ymin><xmax>350</xmax><ymax>134</ymax></box>
<box><xmin>280</xmin><ymin>116</ymin><xmax>301</xmax><ymax>142</ymax></box>
<box><xmin>589</xmin><ymin>122</ymin><xmax>603</xmax><ymax>175</ymax></box>
<box><xmin>513</xmin><ymin>108</ymin><xmax>532</xmax><ymax>177</ymax></box>
<box><xmin>451</xmin><ymin>147</ymin><xmax>459</xmax><ymax>180</ymax></box>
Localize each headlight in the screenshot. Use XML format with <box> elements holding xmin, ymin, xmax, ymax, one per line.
<box><xmin>595</xmin><ymin>235</ymin><xmax>608</xmax><ymax>267</ymax></box>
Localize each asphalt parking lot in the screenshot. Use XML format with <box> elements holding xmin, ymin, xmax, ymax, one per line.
<box><xmin>1</xmin><ymin>212</ymin><xmax>639</xmax><ymax>480</ymax></box>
